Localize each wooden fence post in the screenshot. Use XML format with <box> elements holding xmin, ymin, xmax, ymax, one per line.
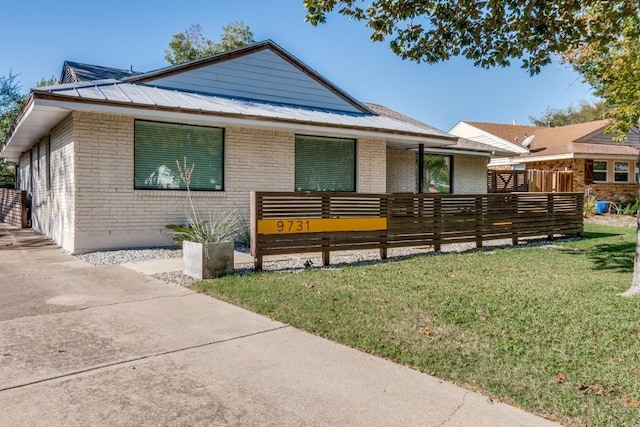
<box><xmin>250</xmin><ymin>191</ymin><xmax>263</xmax><ymax>271</ymax></box>
<box><xmin>511</xmin><ymin>193</ymin><xmax>519</xmax><ymax>245</ymax></box>
<box><xmin>434</xmin><ymin>197</ymin><xmax>442</xmax><ymax>251</ymax></box>
<box><xmin>475</xmin><ymin>196</ymin><xmax>483</xmax><ymax>248</ymax></box>
<box><xmin>547</xmin><ymin>193</ymin><xmax>555</xmax><ymax>240</ymax></box>
<box><xmin>321</xmin><ymin>194</ymin><xmax>330</xmax><ymax>266</ymax></box>
<box><xmin>380</xmin><ymin>194</ymin><xmax>388</xmax><ymax>260</ymax></box>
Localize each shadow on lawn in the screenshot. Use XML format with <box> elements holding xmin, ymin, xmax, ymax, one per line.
<box><xmin>581</xmin><ymin>242</ymin><xmax>635</xmax><ymax>273</ymax></box>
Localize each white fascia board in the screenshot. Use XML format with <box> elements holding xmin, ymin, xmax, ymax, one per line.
<box><xmin>0</xmin><ymin>102</ymin><xmax>36</xmax><ymax>161</ymax></box>
<box><xmin>421</xmin><ymin>147</ymin><xmax>491</xmax><ymax>157</ymax></box>
<box><xmin>515</xmin><ymin>153</ymin><xmax>575</xmax><ymax>163</ymax></box>
<box><xmin>573</xmin><ymin>153</ymin><xmax>639</xmax><ymax>161</ymax></box>
<box><xmin>37</xmin><ymin>98</ymin><xmax>455</xmax><ymax>147</ymax></box>
<box><xmin>450</xmin><ymin>122</ymin><xmax>529</xmax><ymax>154</ymax></box>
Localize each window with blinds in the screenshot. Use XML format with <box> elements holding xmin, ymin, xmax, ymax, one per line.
<box><xmin>295</xmin><ymin>135</ymin><xmax>356</xmax><ymax>192</ymax></box>
<box><xmin>134</xmin><ymin>120</ymin><xmax>224</xmax><ymax>190</ymax></box>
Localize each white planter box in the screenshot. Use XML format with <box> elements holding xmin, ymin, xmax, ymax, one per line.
<box><xmin>183</xmin><ymin>240</ymin><xmax>234</xmax><ymax>279</ymax></box>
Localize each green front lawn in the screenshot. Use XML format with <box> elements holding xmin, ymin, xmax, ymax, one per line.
<box><xmin>194</xmin><ymin>224</ymin><xmax>640</xmax><ymax>426</ymax></box>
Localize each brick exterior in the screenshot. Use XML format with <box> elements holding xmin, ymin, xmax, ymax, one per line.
<box><xmin>22</xmin><ymin>112</ymin><xmax>490</xmax><ymax>252</ymax></box>
<box><xmin>453</xmin><ymin>155</ymin><xmax>489</xmax><ymax>194</ymax></box>
<box><xmin>386</xmin><ymin>149</ymin><xmax>415</xmax><ymax>192</ymax></box>
<box><xmin>526</xmin><ymin>158</ymin><xmax>637</xmax><ymax>202</ymax></box>
<box><xmin>21</xmin><ymin>112</ymin><xmax>392</xmax><ymax>252</ymax></box>
<box><xmin>386</xmin><ymin>150</ymin><xmax>489</xmax><ymax>194</ymax></box>
<box><xmin>357</xmin><ymin>138</ymin><xmax>387</xmax><ymax>193</ymax></box>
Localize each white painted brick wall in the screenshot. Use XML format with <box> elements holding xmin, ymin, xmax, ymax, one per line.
<box><xmin>386</xmin><ymin>149</ymin><xmax>415</xmax><ymax>192</ymax></box>
<box><xmin>24</xmin><ymin>114</ymin><xmax>75</xmax><ymax>252</ymax></box>
<box><xmin>454</xmin><ymin>155</ymin><xmax>489</xmax><ymax>194</ymax></box>
<box><xmin>72</xmin><ymin>114</ymin><xmax>298</xmax><ymax>252</ymax></box>
<box><xmin>30</xmin><ymin>111</ymin><xmax>488</xmax><ymax>252</ymax></box>
<box><xmin>357</xmin><ymin>138</ymin><xmax>387</xmax><ymax>193</ymax></box>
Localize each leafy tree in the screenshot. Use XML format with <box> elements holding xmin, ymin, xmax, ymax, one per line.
<box><xmin>165</xmin><ymin>21</ymin><xmax>255</xmax><ymax>65</ymax></box>
<box><xmin>1</xmin><ymin>73</ymin><xmax>59</xmax><ymax>187</ymax></box>
<box><xmin>303</xmin><ymin>1</ymin><xmax>640</xmax><ymax>296</ymax></box>
<box><xmin>565</xmin><ymin>9</ymin><xmax>640</xmax><ymax>140</ymax></box>
<box><xmin>529</xmin><ymin>101</ymin><xmax>608</xmax><ymax>127</ymax></box>
<box><xmin>0</xmin><ymin>72</ymin><xmax>26</xmax><ymax>187</ymax></box>
<box><xmin>0</xmin><ymin>72</ymin><xmax>26</xmax><ymax>142</ymax></box>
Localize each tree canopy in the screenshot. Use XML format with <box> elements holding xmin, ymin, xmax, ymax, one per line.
<box><xmin>304</xmin><ymin>1</ymin><xmax>636</xmax><ymax>72</ymax></box>
<box><xmin>0</xmin><ymin>72</ymin><xmax>26</xmax><ymax>145</ymax></box>
<box><xmin>165</xmin><ymin>21</ymin><xmax>255</xmax><ymax>65</ymax></box>
<box><xmin>529</xmin><ymin>101</ymin><xmax>607</xmax><ymax>127</ymax></box>
<box><xmin>0</xmin><ymin>72</ymin><xmax>26</xmax><ymax>187</ymax></box>
<box><xmin>566</xmin><ymin>9</ymin><xmax>640</xmax><ymax>139</ymax></box>
<box><xmin>304</xmin><ymin>1</ymin><xmax>639</xmax><ymax>137</ymax></box>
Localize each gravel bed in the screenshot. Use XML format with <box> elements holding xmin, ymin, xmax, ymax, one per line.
<box><xmin>76</xmin><ymin>236</ymin><xmax>576</xmax><ymax>286</ymax></box>
<box><xmin>77</xmin><ymin>247</ymin><xmax>181</xmax><ymax>265</ymax></box>
<box><xmin>152</xmin><ymin>271</ymin><xmax>196</xmax><ymax>287</ymax></box>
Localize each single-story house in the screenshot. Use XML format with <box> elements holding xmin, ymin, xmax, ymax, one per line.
<box><xmin>1</xmin><ymin>40</ymin><xmax>494</xmax><ymax>253</ymax></box>
<box><xmin>450</xmin><ymin>120</ymin><xmax>640</xmax><ymax>202</ymax></box>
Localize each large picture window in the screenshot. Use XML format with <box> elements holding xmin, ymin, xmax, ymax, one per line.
<box><xmin>295</xmin><ymin>135</ymin><xmax>355</xmax><ymax>192</ymax></box>
<box><xmin>419</xmin><ymin>154</ymin><xmax>452</xmax><ymax>193</ymax></box>
<box><xmin>134</xmin><ymin>121</ymin><xmax>224</xmax><ymax>190</ymax></box>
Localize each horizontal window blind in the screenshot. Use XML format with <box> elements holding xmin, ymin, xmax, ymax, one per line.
<box><xmin>295</xmin><ymin>135</ymin><xmax>355</xmax><ymax>192</ymax></box>
<box><xmin>134</xmin><ymin>121</ymin><xmax>223</xmax><ymax>190</ymax></box>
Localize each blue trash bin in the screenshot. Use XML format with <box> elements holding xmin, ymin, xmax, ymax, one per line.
<box><xmin>595</xmin><ymin>200</ymin><xmax>610</xmax><ymax>214</ymax></box>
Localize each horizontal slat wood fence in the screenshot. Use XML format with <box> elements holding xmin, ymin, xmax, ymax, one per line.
<box><xmin>250</xmin><ymin>191</ymin><xmax>583</xmax><ymax>270</ymax></box>
<box><xmin>0</xmin><ymin>188</ymin><xmax>28</xmax><ymax>228</ymax></box>
<box><xmin>488</xmin><ymin>170</ymin><xmax>573</xmax><ymax>193</ymax></box>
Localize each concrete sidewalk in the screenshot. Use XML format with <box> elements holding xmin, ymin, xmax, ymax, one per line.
<box><xmin>0</xmin><ymin>224</ymin><xmax>559</xmax><ymax>426</ymax></box>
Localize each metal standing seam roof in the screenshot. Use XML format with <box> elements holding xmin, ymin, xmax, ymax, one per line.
<box><xmin>32</xmin><ymin>81</ymin><xmax>457</xmax><ymax>139</ymax></box>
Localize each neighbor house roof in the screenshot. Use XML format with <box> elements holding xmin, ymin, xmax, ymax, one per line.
<box><xmin>453</xmin><ymin>120</ymin><xmax>640</xmax><ymax>163</ymax></box>
<box><xmin>365</xmin><ymin>103</ymin><xmax>501</xmax><ymax>156</ymax></box>
<box><xmin>1</xmin><ymin>41</ymin><xmax>458</xmax><ymax>162</ymax></box>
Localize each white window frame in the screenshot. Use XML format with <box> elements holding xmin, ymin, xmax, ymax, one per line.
<box><xmin>592</xmin><ymin>160</ymin><xmax>608</xmax><ymax>183</ymax></box>
<box><xmin>614</xmin><ymin>161</ymin><xmax>630</xmax><ymax>183</ymax></box>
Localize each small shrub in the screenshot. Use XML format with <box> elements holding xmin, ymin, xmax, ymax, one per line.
<box><xmin>167</xmin><ymin>210</ymin><xmax>243</xmax><ymax>244</ymax></box>
<box><xmin>619</xmin><ymin>197</ymin><xmax>638</xmax><ymax>215</ymax></box>
<box><xmin>166</xmin><ymin>157</ymin><xmax>242</xmax><ymax>244</ymax></box>
<box><xmin>583</xmin><ymin>195</ymin><xmax>597</xmax><ymax>217</ymax></box>
<box><xmin>234</xmin><ymin>213</ymin><xmax>251</xmax><ymax>250</ymax></box>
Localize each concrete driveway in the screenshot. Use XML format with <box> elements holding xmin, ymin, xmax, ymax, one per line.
<box><xmin>0</xmin><ymin>224</ymin><xmax>559</xmax><ymax>426</ymax></box>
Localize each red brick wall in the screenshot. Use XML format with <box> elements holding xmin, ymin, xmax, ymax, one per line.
<box><xmin>0</xmin><ymin>189</ymin><xmax>27</xmax><ymax>228</ymax></box>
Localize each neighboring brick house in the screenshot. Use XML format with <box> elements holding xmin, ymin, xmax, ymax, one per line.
<box><xmin>1</xmin><ymin>40</ymin><xmax>493</xmax><ymax>253</ymax></box>
<box><xmin>450</xmin><ymin>120</ymin><xmax>640</xmax><ymax>202</ymax></box>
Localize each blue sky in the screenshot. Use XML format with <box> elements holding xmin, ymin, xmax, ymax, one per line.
<box><xmin>0</xmin><ymin>0</ymin><xmax>595</xmax><ymax>130</ymax></box>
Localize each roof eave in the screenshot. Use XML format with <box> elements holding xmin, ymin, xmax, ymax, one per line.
<box><xmin>1</xmin><ymin>93</ymin><xmax>455</xmax><ymax>162</ymax></box>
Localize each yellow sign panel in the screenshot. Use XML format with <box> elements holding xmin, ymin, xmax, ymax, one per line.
<box><xmin>257</xmin><ymin>217</ymin><xmax>387</xmax><ymax>234</ymax></box>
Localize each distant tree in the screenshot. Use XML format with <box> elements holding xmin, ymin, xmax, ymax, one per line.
<box><xmin>0</xmin><ymin>72</ymin><xmax>26</xmax><ymax>187</ymax></box>
<box><xmin>165</xmin><ymin>21</ymin><xmax>255</xmax><ymax>65</ymax></box>
<box><xmin>529</xmin><ymin>101</ymin><xmax>608</xmax><ymax>127</ymax></box>
<box><xmin>0</xmin><ymin>72</ymin><xmax>27</xmax><ymax>144</ymax></box>
<box><xmin>37</xmin><ymin>76</ymin><xmax>58</xmax><ymax>87</ymax></box>
<box><xmin>0</xmin><ymin>73</ymin><xmax>57</xmax><ymax>187</ymax></box>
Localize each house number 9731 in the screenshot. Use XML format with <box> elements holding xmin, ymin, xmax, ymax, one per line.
<box><xmin>257</xmin><ymin>217</ymin><xmax>387</xmax><ymax>234</ymax></box>
<box><xmin>276</xmin><ymin>220</ymin><xmax>310</xmax><ymax>232</ymax></box>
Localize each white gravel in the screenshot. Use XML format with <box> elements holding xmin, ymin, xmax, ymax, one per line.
<box><xmin>76</xmin><ymin>236</ymin><xmax>576</xmax><ymax>286</ymax></box>
<box><xmin>77</xmin><ymin>247</ymin><xmax>181</xmax><ymax>265</ymax></box>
